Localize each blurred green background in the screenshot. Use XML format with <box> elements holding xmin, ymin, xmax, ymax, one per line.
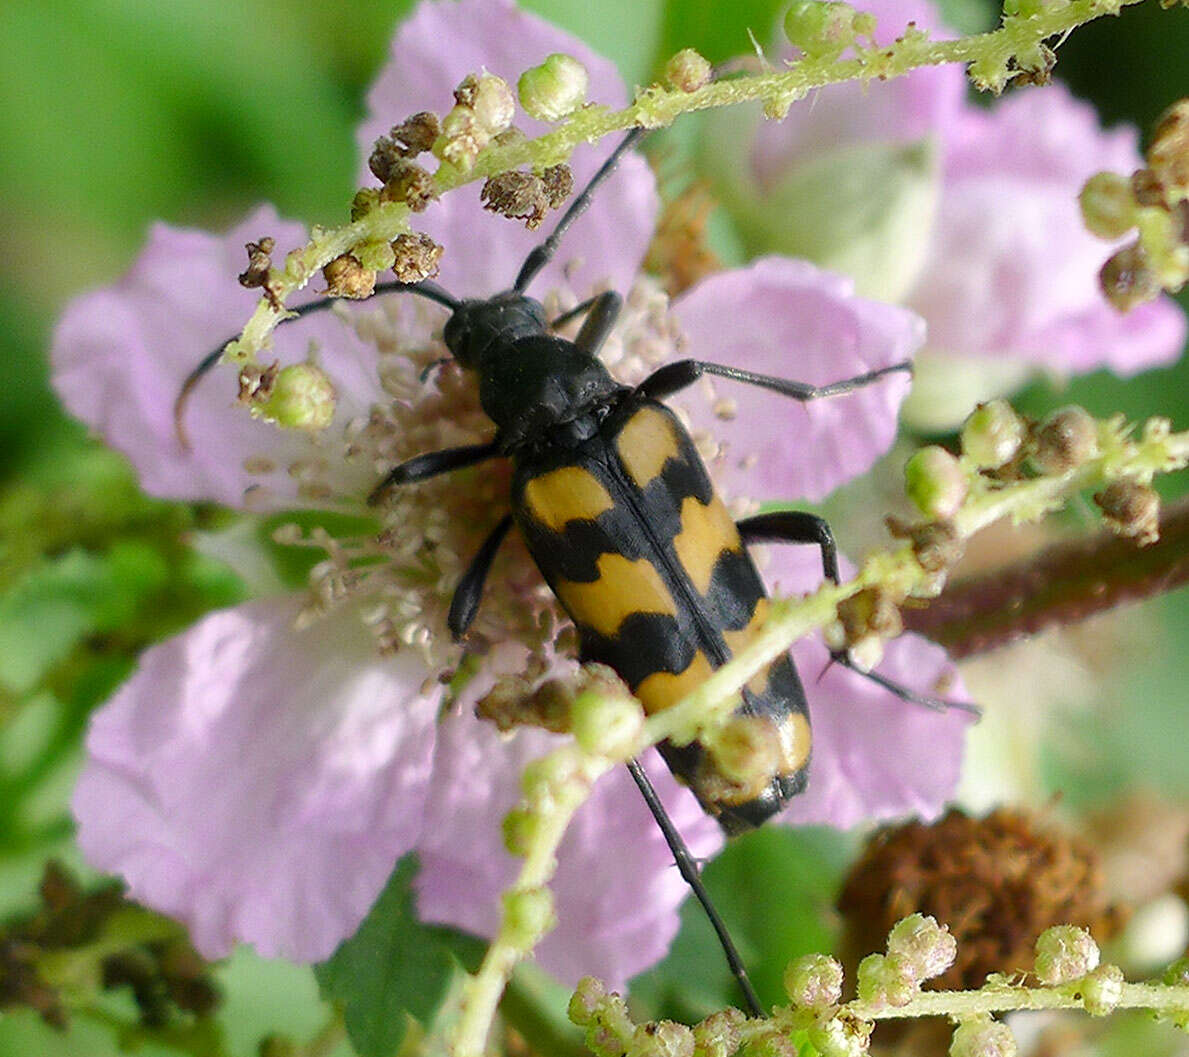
<box><xmin>2</xmin><ymin>0</ymin><xmax>1189</xmax><ymax>1054</ymax></box>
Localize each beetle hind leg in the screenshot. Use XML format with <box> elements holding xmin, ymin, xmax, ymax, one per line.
<box><xmin>738</xmin><ymin>512</ymin><xmax>980</xmax><ymax>717</ymax></box>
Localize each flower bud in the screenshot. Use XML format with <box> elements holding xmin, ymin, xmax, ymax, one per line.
<box><xmin>807</xmin><ymin>1013</ymin><xmax>872</xmax><ymax>1057</ymax></box>
<box><xmin>257</xmin><ymin>364</ymin><xmax>336</xmax><ymax>430</ymax></box>
<box><xmin>436</xmin><ymin>104</ymin><xmax>489</xmax><ymax>171</ymax></box>
<box><xmin>905</xmin><ymin>446</ymin><xmax>968</xmax><ymax>519</ymax></box>
<box><xmin>380</xmin><ymin>160</ymin><xmax>437</xmax><ymax>212</ymax></box>
<box><xmin>856</xmin><ymin>952</ymin><xmax>917</xmax><ymax>1008</ymax></box>
<box><xmin>571</xmin><ymin>690</ymin><xmax>644</xmax><ymax>760</ymax></box>
<box><xmin>784</xmin><ymin>953</ymin><xmax>844</xmax><ymax>1008</ymax></box>
<box><xmin>783</xmin><ymin>0</ymin><xmax>858</xmax><ymax>58</ymax></box>
<box><xmin>691</xmin><ymin>1009</ymin><xmax>746</xmax><ymax>1057</ymax></box>
<box><xmin>1100</xmin><ymin>241</ymin><xmax>1161</xmax><ymax>311</ymax></box>
<box><xmin>887</xmin><ymin>913</ymin><xmax>958</xmax><ymax>982</ymax></box>
<box><xmin>961</xmin><ymin>400</ymin><xmax>1026</xmax><ymax>469</ymax></box>
<box><xmin>837</xmin><ymin>587</ymin><xmax>903</xmax><ymax>647</ymax></box>
<box><xmin>665</xmin><ymin>48</ymin><xmax>712</xmax><ymax>92</ymax></box>
<box><xmin>1032</xmin><ymin>406</ymin><xmax>1098</xmax><ymax>474</ymax></box>
<box><xmin>502</xmin><ymin>886</ymin><xmax>556</xmax><ymax>948</ymax></box>
<box><xmin>391</xmin><ymin>232</ymin><xmax>444</xmax><ymax>283</ymax></box>
<box><xmin>633</xmin><ymin>1020</ymin><xmax>696</xmax><ymax>1057</ymax></box>
<box><xmin>568</xmin><ymin>976</ymin><xmax>606</xmax><ymax>1027</ymax></box>
<box><xmin>518</xmin><ymin>53</ymin><xmax>588</xmax><ymax>121</ymax></box>
<box><xmin>502</xmin><ymin>807</ymin><xmax>539</xmax><ymax>857</ymax></box>
<box><xmin>1034</xmin><ymin>924</ymin><xmax>1100</xmax><ymax>985</ymax></box>
<box><xmin>456</xmin><ymin>72</ymin><xmax>516</xmax><ymax>136</ymax></box>
<box><xmin>1080</xmin><ymin>963</ymin><xmax>1124</xmax><ymax>1015</ymax></box>
<box><xmin>323</xmin><ymin>253</ymin><xmax>375</xmax><ymax>299</ymax></box>
<box><xmin>1093</xmin><ymin>480</ymin><xmax>1160</xmax><ymax>545</ymax></box>
<box><xmin>708</xmin><ymin>716</ymin><xmax>782</xmax><ymax>796</ymax></box>
<box><xmin>1148</xmin><ymin>98</ymin><xmax>1189</xmax><ymax>204</ymax></box>
<box><xmin>1079</xmin><ymin>172</ymin><xmax>1137</xmax><ymax>240</ymax></box>
<box><xmin>949</xmin><ymin>1019</ymin><xmax>1016</xmax><ymax>1057</ymax></box>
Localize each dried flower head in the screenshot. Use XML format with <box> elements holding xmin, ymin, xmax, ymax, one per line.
<box><xmin>837</xmin><ymin>807</ymin><xmax>1125</xmax><ymax>989</ymax></box>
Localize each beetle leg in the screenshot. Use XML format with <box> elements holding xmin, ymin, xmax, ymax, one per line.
<box><xmin>626</xmin><ymin>759</ymin><xmax>764</xmax><ymax>1018</ymax></box>
<box><xmin>636</xmin><ymin>358</ymin><xmax>911</xmax><ymax>403</ymax></box>
<box><xmin>447</xmin><ymin>514</ymin><xmax>514</xmax><ymax>640</ymax></box>
<box><xmin>737</xmin><ymin>511</ymin><xmax>840</xmax><ymax>584</ymax></box>
<box><xmin>549</xmin><ymin>290</ymin><xmax>623</xmax><ymax>358</ymax></box>
<box><xmin>367</xmin><ymin>440</ymin><xmax>501</xmax><ymax>506</ymax></box>
<box><xmin>738</xmin><ymin>512</ymin><xmax>982</xmax><ymax>717</ymax></box>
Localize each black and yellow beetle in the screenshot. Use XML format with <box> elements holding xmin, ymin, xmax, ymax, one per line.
<box><xmin>182</xmin><ymin>128</ymin><xmax>958</xmax><ymax>1013</ymax></box>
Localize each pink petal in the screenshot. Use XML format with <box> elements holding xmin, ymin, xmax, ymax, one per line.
<box><xmin>670</xmin><ymin>257</ymin><xmax>922</xmax><ymax>503</ymax></box>
<box><xmin>72</xmin><ymin>596</ymin><xmax>441</xmax><ymax>961</ymax></box>
<box><xmin>913</xmin><ymin>83</ymin><xmax>1187</xmax><ymax>374</ymax></box>
<box><xmin>358</xmin><ymin>0</ymin><xmax>658</xmax><ymax>300</ymax></box>
<box><xmin>751</xmin><ymin>0</ymin><xmax>965</xmax><ymax>192</ymax></box>
<box><xmin>414</xmin><ymin>710</ymin><xmax>722</xmax><ymax>988</ymax></box>
<box><xmin>52</xmin><ymin>207</ymin><xmax>384</xmax><ymax>510</ymax></box>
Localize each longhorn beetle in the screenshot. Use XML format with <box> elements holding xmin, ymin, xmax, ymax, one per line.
<box><xmin>180</xmin><ymin>128</ymin><xmax>971</xmax><ymax>1015</ymax></box>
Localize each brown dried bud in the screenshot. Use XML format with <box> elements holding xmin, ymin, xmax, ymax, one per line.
<box><xmin>1148</xmin><ymin>99</ymin><xmax>1189</xmax><ymax>203</ymax></box>
<box><xmin>1100</xmin><ymin>241</ymin><xmax>1162</xmax><ymax>311</ymax></box>
<box><xmin>540</xmin><ymin>163</ymin><xmax>574</xmax><ymax>208</ymax></box>
<box><xmin>906</xmin><ymin>519</ymin><xmax>964</xmax><ymax>575</ymax></box>
<box><xmin>1094</xmin><ymin>480</ymin><xmax>1160</xmax><ymax>545</ymax></box>
<box><xmin>369</xmin><ymin>113</ymin><xmax>441</xmax><ymax>180</ymax></box>
<box><xmin>391</xmin><ymin>232</ymin><xmax>444</xmax><ymax>283</ymax></box>
<box><xmin>837</xmin><ymin>808</ymin><xmax>1125</xmax><ymax>991</ymax></box>
<box><xmin>1009</xmin><ymin>42</ymin><xmax>1056</xmax><ymax>86</ymax></box>
<box><xmin>238</xmin><ymin>361</ymin><xmax>279</xmax><ymax>405</ymax></box>
<box><xmin>837</xmin><ymin>587</ymin><xmax>903</xmax><ymax>646</ymax></box>
<box><xmin>322</xmin><ymin>253</ymin><xmax>376</xmax><ymax>299</ymax></box>
<box><xmin>1032</xmin><ymin>405</ymin><xmax>1098</xmax><ymax>474</ymax></box>
<box><xmin>380</xmin><ymin>160</ymin><xmax>438</xmax><ymax>212</ymax></box>
<box><xmin>1131</xmin><ymin>167</ymin><xmax>1166</xmax><ymax>208</ymax></box>
<box><xmin>481</xmin><ymin>170</ymin><xmax>551</xmax><ymax>230</ymax></box>
<box><xmin>238</xmin><ymin>237</ymin><xmax>274</xmax><ymax>289</ymax></box>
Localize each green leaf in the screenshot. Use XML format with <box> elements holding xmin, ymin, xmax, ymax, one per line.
<box><xmin>315</xmin><ymin>856</ymin><xmax>485</xmax><ymax>1057</ymax></box>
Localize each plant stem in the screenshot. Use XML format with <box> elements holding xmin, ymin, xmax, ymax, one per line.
<box><xmin>904</xmin><ymin>495</ymin><xmax>1189</xmax><ymax>658</ymax></box>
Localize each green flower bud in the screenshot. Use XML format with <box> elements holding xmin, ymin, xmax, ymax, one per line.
<box><xmin>783</xmin><ymin>0</ymin><xmax>858</xmax><ymax>58</ymax></box>
<box><xmin>258</xmin><ymin>364</ymin><xmax>336</xmax><ymax>431</ymax></box>
<box><xmin>905</xmin><ymin>446</ymin><xmax>968</xmax><ymax>519</ymax></box>
<box><xmin>665</xmin><ymin>48</ymin><xmax>712</xmax><ymax>93</ymax></box>
<box><xmin>1080</xmin><ymin>963</ymin><xmax>1124</xmax><ymax>1015</ymax></box>
<box><xmin>632</xmin><ymin>1020</ymin><xmax>696</xmax><ymax>1057</ymax></box>
<box><xmin>949</xmin><ymin>1018</ymin><xmax>1016</xmax><ymax>1057</ymax></box>
<box><xmin>887</xmin><ymin>913</ymin><xmax>957</xmax><ymax>982</ymax></box>
<box><xmin>856</xmin><ymin>952</ymin><xmax>917</xmax><ymax>1008</ymax></box>
<box><xmin>961</xmin><ymin>400</ymin><xmax>1026</xmax><ymax>469</ymax></box>
<box><xmin>568</xmin><ymin>976</ymin><xmax>607</xmax><ymax>1027</ymax></box>
<box><xmin>518</xmin><ymin>54</ymin><xmax>588</xmax><ymax>121</ymax></box>
<box><xmin>502</xmin><ymin>807</ymin><xmax>539</xmax><ymax>857</ymax></box>
<box><xmin>1079</xmin><ymin>172</ymin><xmax>1137</xmax><ymax>240</ymax></box>
<box><xmin>692</xmin><ymin>1009</ymin><xmax>746</xmax><ymax>1057</ymax></box>
<box><xmin>807</xmin><ymin>1013</ymin><xmax>872</xmax><ymax>1057</ymax></box>
<box><xmin>1034</xmin><ymin>925</ymin><xmax>1100</xmax><ymax>985</ymax></box>
<box><xmin>503</xmin><ymin>886</ymin><xmax>556</xmax><ymax>948</ymax></box>
<box><xmin>784</xmin><ymin>953</ymin><xmax>844</xmax><ymax>1007</ymax></box>
<box><xmin>571</xmin><ymin>691</ymin><xmax>644</xmax><ymax>760</ymax></box>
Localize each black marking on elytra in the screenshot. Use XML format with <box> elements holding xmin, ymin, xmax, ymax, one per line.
<box><xmin>577</xmin><ymin>611</ymin><xmax>695</xmax><ymax>689</ymax></box>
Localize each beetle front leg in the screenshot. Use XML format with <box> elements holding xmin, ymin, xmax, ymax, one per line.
<box><xmin>448</xmin><ymin>514</ymin><xmax>514</xmax><ymax>640</ymax></box>
<box><xmin>637</xmin><ymin>358</ymin><xmax>911</xmax><ymax>403</ymax></box>
<box><xmin>367</xmin><ymin>440</ymin><xmax>501</xmax><ymax>506</ymax></box>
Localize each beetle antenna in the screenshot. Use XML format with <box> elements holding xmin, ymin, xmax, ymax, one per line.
<box><xmin>172</xmin><ymin>279</ymin><xmax>460</xmax><ymax>450</ymax></box>
<box><xmin>514</xmin><ymin>127</ymin><xmax>647</xmax><ymax>294</ymax></box>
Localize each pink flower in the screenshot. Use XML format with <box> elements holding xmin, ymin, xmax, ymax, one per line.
<box><xmin>704</xmin><ymin>0</ymin><xmax>1186</xmax><ymax>429</ymax></box>
<box><xmin>53</xmin><ymin>0</ymin><xmax>968</xmax><ymax>987</ymax></box>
